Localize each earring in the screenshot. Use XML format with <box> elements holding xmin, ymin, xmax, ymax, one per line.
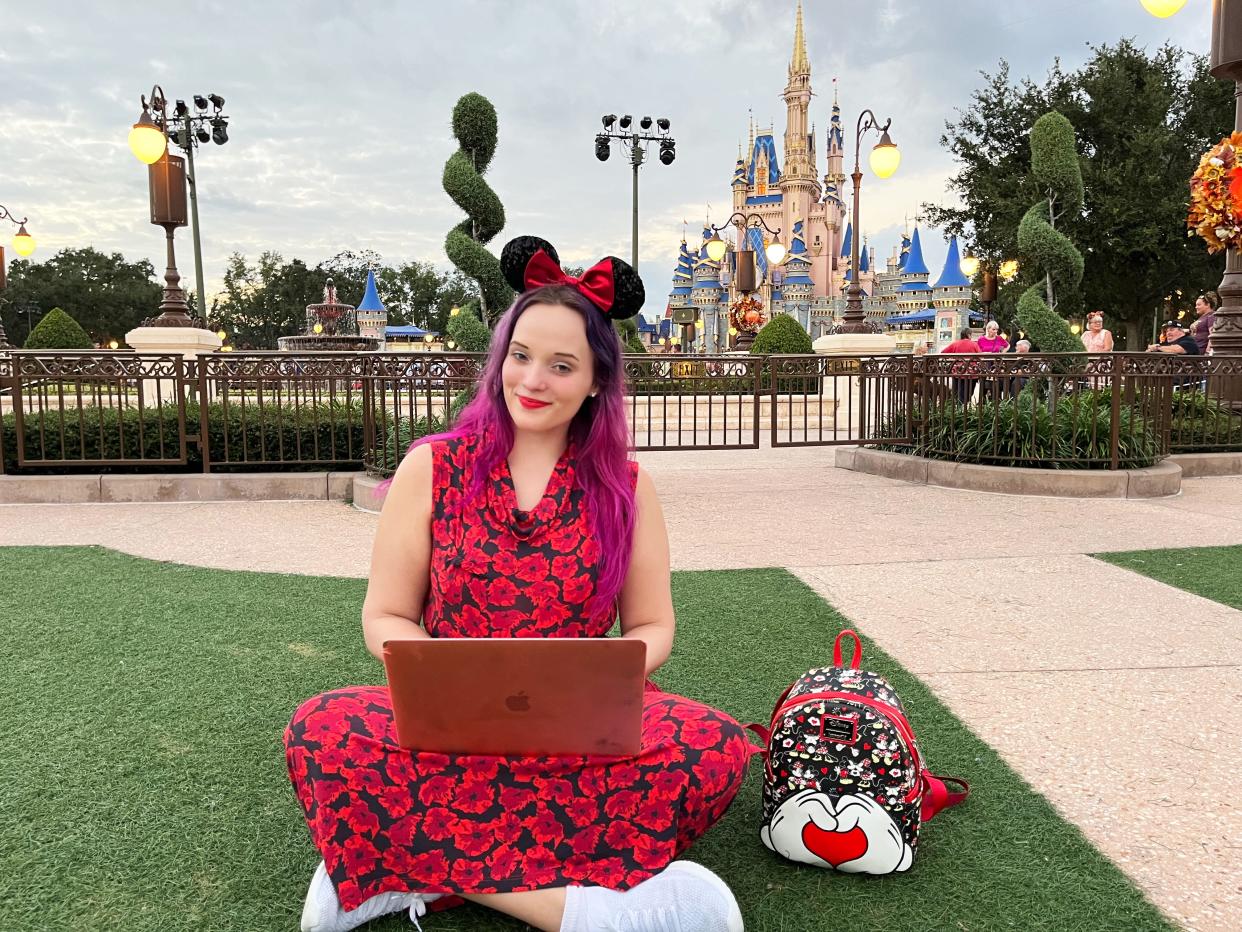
<box><xmin>590</xmin><ymin>391</ymin><xmax>598</xmax><ymax>397</ymax></box>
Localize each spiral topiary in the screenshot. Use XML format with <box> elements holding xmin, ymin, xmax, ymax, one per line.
<box><xmin>1015</xmin><ymin>111</ymin><xmax>1085</xmax><ymax>354</ymax></box>
<box><xmin>443</xmin><ymin>93</ymin><xmax>512</xmax><ymax>327</ymax></box>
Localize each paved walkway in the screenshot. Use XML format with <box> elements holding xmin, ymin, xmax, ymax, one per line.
<box><xmin>3</xmin><ymin>446</ymin><xmax>1240</xmax><ymax>931</ymax></box>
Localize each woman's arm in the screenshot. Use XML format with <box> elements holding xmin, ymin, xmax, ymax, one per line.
<box><xmin>616</xmin><ymin>466</ymin><xmax>675</xmax><ymax>677</ymax></box>
<box><xmin>1103</xmin><ymin>331</ymin><xmax>1114</xmax><ymax>352</ymax></box>
<box><xmin>361</xmin><ymin>442</ymin><xmax>435</xmax><ymax>661</ymax></box>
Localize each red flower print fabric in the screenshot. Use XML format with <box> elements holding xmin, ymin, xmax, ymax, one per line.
<box><xmin>284</xmin><ymin>434</ymin><xmax>753</xmax><ymax>910</ymax></box>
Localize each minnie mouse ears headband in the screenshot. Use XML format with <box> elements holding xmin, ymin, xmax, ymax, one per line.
<box><xmin>500</xmin><ymin>235</ymin><xmax>645</xmax><ymax>321</ymax></box>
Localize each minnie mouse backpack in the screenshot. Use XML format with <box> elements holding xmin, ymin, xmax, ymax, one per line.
<box><xmin>748</xmin><ymin>630</ymin><xmax>969</xmax><ymax>874</ymax></box>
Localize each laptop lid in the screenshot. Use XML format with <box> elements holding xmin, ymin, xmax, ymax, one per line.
<box><xmin>382</xmin><ymin>638</ymin><xmax>647</xmax><ymax>757</ymax></box>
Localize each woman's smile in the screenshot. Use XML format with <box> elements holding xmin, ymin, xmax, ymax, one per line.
<box><xmin>518</xmin><ymin>395</ymin><xmax>552</xmax><ymax>409</ymax></box>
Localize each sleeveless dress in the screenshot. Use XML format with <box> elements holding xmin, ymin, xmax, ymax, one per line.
<box><xmin>284</xmin><ymin>434</ymin><xmax>754</xmax><ymax>911</ymax></box>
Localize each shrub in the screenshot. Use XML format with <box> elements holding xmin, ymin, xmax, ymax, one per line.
<box><xmin>1169</xmin><ymin>391</ymin><xmax>1242</xmax><ymax>452</ymax></box>
<box><xmin>446</xmin><ymin>303</ymin><xmax>491</xmax><ymax>352</ymax></box>
<box><xmin>750</xmin><ymin>314</ymin><xmax>817</xmax><ymax>393</ymax></box>
<box><xmin>367</xmin><ymin>414</ymin><xmax>446</xmax><ymax>475</ymax></box>
<box><xmin>874</xmin><ymin>389</ymin><xmax>1160</xmax><ymax>469</ymax></box>
<box><xmin>24</xmin><ymin>308</ymin><xmax>93</xmax><ymax>349</ymax></box>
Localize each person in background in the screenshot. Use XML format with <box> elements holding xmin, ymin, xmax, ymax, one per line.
<box><xmin>976</xmin><ymin>320</ymin><xmax>1008</xmax><ymax>353</ymax></box>
<box><xmin>940</xmin><ymin>327</ymin><xmax>981</xmax><ymax>405</ymax></box>
<box><xmin>1015</xmin><ymin>339</ymin><xmax>1032</xmax><ymax>353</ymax></box>
<box><xmin>1191</xmin><ymin>292</ymin><xmax>1219</xmax><ymax>354</ymax></box>
<box><xmin>912</xmin><ymin>341</ymin><xmax>929</xmax><ymax>356</ymax></box>
<box><xmin>1147</xmin><ymin>321</ymin><xmax>1200</xmax><ymax>355</ymax></box>
<box><xmin>1080</xmin><ymin>312</ymin><xmax>1113</xmax><ymax>352</ymax></box>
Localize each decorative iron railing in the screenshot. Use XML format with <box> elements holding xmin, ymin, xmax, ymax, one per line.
<box><xmin>2</xmin><ymin>350</ymin><xmax>1239</xmax><ymax>475</ymax></box>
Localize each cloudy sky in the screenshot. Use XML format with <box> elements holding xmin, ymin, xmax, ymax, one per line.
<box><xmin>0</xmin><ymin>0</ymin><xmax>1212</xmax><ymax>322</ymax></box>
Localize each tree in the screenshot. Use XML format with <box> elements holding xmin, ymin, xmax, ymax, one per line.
<box><xmin>24</xmin><ymin>307</ymin><xmax>93</xmax><ymax>349</ymax></box>
<box><xmin>925</xmin><ymin>42</ymin><xmax>1233</xmax><ymax>347</ymax></box>
<box><xmin>446</xmin><ymin>305</ymin><xmax>491</xmax><ymax>352</ymax></box>
<box><xmin>443</xmin><ymin>92</ymin><xmax>512</xmax><ymax>326</ymax></box>
<box><xmin>0</xmin><ymin>247</ymin><xmax>162</xmax><ymax>345</ymax></box>
<box><xmin>1015</xmin><ymin>111</ymin><xmax>1085</xmax><ymax>354</ymax></box>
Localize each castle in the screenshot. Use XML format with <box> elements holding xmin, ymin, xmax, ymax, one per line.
<box><xmin>655</xmin><ymin>1</ymin><xmax>975</xmax><ymax>353</ymax></box>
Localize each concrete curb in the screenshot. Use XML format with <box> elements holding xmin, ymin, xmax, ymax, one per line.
<box><xmin>353</xmin><ymin>475</ymin><xmax>386</xmax><ymax>513</ymax></box>
<box><xmin>0</xmin><ymin>472</ymin><xmax>366</xmax><ymax>505</ymax></box>
<box><xmin>1167</xmin><ymin>451</ymin><xmax>1242</xmax><ymax>478</ymax></box>
<box><xmin>837</xmin><ymin>447</ymin><xmax>1182</xmax><ymax>498</ymax></box>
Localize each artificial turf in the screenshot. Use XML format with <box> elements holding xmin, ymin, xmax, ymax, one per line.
<box><xmin>0</xmin><ymin>546</ymin><xmax>1170</xmax><ymax>931</ymax></box>
<box><xmin>1094</xmin><ymin>544</ymin><xmax>1242</xmax><ymax>611</ymax></box>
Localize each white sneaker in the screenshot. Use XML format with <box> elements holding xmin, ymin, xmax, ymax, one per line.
<box><xmin>300</xmin><ymin>860</ymin><xmax>442</xmax><ymax>932</ymax></box>
<box><xmin>596</xmin><ymin>861</ymin><xmax>744</xmax><ymax>932</ymax></box>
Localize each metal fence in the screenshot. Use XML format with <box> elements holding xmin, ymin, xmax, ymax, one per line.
<box><xmin>2</xmin><ymin>349</ymin><xmax>1239</xmax><ymax>475</ymax></box>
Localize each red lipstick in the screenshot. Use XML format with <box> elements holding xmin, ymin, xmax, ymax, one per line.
<box><xmin>518</xmin><ymin>396</ymin><xmax>551</xmax><ymax>409</ymax></box>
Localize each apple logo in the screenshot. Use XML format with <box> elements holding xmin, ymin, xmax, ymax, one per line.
<box><xmin>505</xmin><ymin>691</ymin><xmax>531</xmax><ymax>713</ymax></box>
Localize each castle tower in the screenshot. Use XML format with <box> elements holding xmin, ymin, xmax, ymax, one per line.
<box><xmin>691</xmin><ymin>229</ymin><xmax>727</xmax><ymax>353</ymax></box>
<box><xmin>731</xmin><ymin>143</ymin><xmax>747</xmax><ymax>214</ymax></box>
<box><xmin>779</xmin><ymin>0</ymin><xmax>818</xmax><ymax>258</ymax></box>
<box><xmin>895</xmin><ymin>227</ymin><xmax>933</xmax><ymax>314</ymax></box>
<box><xmin>355</xmin><ymin>268</ymin><xmax>388</xmax><ymax>347</ymax></box>
<box><xmin>782</xmin><ymin>220</ymin><xmax>815</xmax><ymax>333</ymax></box>
<box><xmin>930</xmin><ymin>234</ymin><xmax>972</xmax><ymax>347</ymax></box>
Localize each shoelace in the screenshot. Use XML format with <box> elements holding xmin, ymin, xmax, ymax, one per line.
<box><xmin>408</xmin><ymin>897</ymin><xmax>428</xmax><ymax>931</ymax></box>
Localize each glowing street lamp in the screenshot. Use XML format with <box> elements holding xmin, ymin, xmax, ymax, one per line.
<box><xmin>959</xmin><ymin>253</ymin><xmax>980</xmax><ymax>278</ymax></box>
<box><xmin>841</xmin><ymin>108</ymin><xmax>900</xmax><ymax>333</ymax></box>
<box><xmin>999</xmin><ymin>259</ymin><xmax>1020</xmax><ymax>281</ymax></box>
<box><xmin>1140</xmin><ymin>0</ymin><xmax>1187</xmax><ymax>16</ymax></box>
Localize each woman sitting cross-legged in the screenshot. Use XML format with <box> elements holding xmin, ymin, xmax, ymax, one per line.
<box><xmin>284</xmin><ymin>236</ymin><xmax>754</xmax><ymax>932</ymax></box>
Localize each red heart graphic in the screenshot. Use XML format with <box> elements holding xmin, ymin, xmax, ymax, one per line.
<box><xmin>801</xmin><ymin>822</ymin><xmax>868</xmax><ymax>867</ymax></box>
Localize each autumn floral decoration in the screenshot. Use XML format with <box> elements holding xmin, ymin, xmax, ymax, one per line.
<box><xmin>1188</xmin><ymin>131</ymin><xmax>1242</xmax><ymax>254</ymax></box>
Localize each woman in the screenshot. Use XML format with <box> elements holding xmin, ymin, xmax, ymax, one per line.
<box><xmin>976</xmin><ymin>320</ymin><xmax>1008</xmax><ymax>353</ymax></box>
<box><xmin>1191</xmin><ymin>292</ymin><xmax>1218</xmax><ymax>354</ymax></box>
<box><xmin>284</xmin><ymin>236</ymin><xmax>751</xmax><ymax>932</ymax></box>
<box><xmin>1080</xmin><ymin>312</ymin><xmax>1113</xmax><ymax>352</ymax></box>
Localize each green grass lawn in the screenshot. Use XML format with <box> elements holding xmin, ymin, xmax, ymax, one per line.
<box><xmin>1094</xmin><ymin>544</ymin><xmax>1242</xmax><ymax>611</ymax></box>
<box><xmin>0</xmin><ymin>547</ymin><xmax>1169</xmax><ymax>932</ymax></box>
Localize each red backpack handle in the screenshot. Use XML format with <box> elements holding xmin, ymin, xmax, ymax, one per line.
<box><xmin>833</xmin><ymin>629</ymin><xmax>863</xmax><ymax>669</ymax></box>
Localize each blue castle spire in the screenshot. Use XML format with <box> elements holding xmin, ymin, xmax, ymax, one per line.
<box><xmin>933</xmin><ymin>234</ymin><xmax>970</xmax><ymax>288</ymax></box>
<box><xmin>357</xmin><ymin>269</ymin><xmax>385</xmax><ymax>311</ymax></box>
<box><xmin>902</xmin><ymin>227</ymin><xmax>930</xmax><ymax>276</ymax></box>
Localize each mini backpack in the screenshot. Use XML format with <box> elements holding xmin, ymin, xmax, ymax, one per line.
<box><xmin>747</xmin><ymin>629</ymin><xmax>968</xmax><ymax>875</ymax></box>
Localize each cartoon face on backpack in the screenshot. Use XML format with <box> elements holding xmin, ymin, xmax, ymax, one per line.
<box><xmin>748</xmin><ymin>630</ymin><xmax>968</xmax><ymax>876</ymax></box>
<box><xmin>761</xmin><ymin>788</ymin><xmax>913</xmax><ymax>874</ymax></box>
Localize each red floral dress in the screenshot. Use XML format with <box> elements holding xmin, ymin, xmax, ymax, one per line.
<box><xmin>284</xmin><ymin>434</ymin><xmax>754</xmax><ymax>911</ymax></box>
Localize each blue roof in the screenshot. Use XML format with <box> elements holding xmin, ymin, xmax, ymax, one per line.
<box><xmin>898</xmin><ymin>233</ymin><xmax>911</xmax><ymax>271</ymax></box>
<box><xmin>357</xmin><ymin>269</ymin><xmax>385</xmax><ymax>311</ymax></box>
<box><xmin>771</xmin><ymin>289</ymin><xmax>783</xmax><ymax>301</ymax></box>
<box><xmin>902</xmin><ymin>228</ymin><xmax>930</xmax><ymax>276</ymax></box>
<box><xmin>829</xmin><ymin>101</ymin><xmax>844</xmax><ymax>149</ymax></box>
<box><xmin>886</xmin><ymin>308</ymin><xmax>985</xmax><ymax>325</ymax></box>
<box><xmin>732</xmin><ymin>158</ymin><xmax>746</xmax><ymax>185</ymax></box>
<box><xmin>898</xmin><ymin>279</ymin><xmax>932</xmax><ymax>292</ymax></box>
<box><xmin>860</xmin><ymin>244</ymin><xmax>870</xmax><ymax>273</ymax></box>
<box><xmin>386</xmin><ymin>325</ymin><xmax>433</xmax><ymax>336</ymax></box>
<box><xmin>745</xmin><ymin>194</ymin><xmax>782</xmax><ymax>205</ymax></box>
<box><xmin>789</xmin><ymin>220</ymin><xmax>807</xmax><ymax>256</ymax></box>
<box><xmin>746</xmin><ymin>225</ymin><xmax>769</xmax><ymax>282</ymax></box>
<box><xmin>784</xmin><ymin>272</ymin><xmax>814</xmax><ymax>285</ymax></box>
<box><xmin>840</xmin><ymin>222</ymin><xmax>852</xmax><ymax>257</ymax></box>
<box><xmin>746</xmin><ymin>133</ymin><xmax>781</xmax><ymax>185</ymax></box>
<box><xmin>933</xmin><ymin>234</ymin><xmax>970</xmax><ymax>288</ymax></box>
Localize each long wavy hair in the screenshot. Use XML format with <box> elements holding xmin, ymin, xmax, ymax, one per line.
<box><xmin>382</xmin><ymin>285</ymin><xmax>636</xmax><ymax>618</ymax></box>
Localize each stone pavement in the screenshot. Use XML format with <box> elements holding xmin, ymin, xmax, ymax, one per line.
<box><xmin>2</xmin><ymin>445</ymin><xmax>1240</xmax><ymax>931</ymax></box>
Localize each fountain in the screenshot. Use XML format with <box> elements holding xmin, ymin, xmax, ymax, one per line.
<box><xmin>277</xmin><ymin>278</ymin><xmax>381</xmax><ymax>351</ymax></box>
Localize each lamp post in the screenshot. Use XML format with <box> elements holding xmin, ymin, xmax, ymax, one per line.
<box><xmin>129</xmin><ymin>85</ymin><xmax>230</xmax><ymax>321</ymax></box>
<box><xmin>595</xmin><ymin>114</ymin><xmax>675</xmax><ymax>269</ymax></box>
<box><xmin>0</xmin><ymin>204</ymin><xmax>37</xmax><ymax>348</ymax></box>
<box><xmin>841</xmin><ymin>110</ymin><xmax>900</xmax><ymax>334</ymax></box>
<box><xmin>960</xmin><ymin>253</ymin><xmax>1018</xmax><ymax>323</ymax></box>
<box><xmin>1209</xmin><ymin>0</ymin><xmax>1242</xmax><ymax>362</ymax></box>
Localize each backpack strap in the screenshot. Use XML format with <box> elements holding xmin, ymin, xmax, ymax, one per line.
<box><xmin>742</xmin><ymin>722</ymin><xmax>770</xmax><ymax>758</ymax></box>
<box><xmin>833</xmin><ymin>629</ymin><xmax>863</xmax><ymax>669</ymax></box>
<box><xmin>920</xmin><ymin>773</ymin><xmax>970</xmax><ymax>822</ymax></box>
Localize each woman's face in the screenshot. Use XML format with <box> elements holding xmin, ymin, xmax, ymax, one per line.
<box><xmin>1089</xmin><ymin>316</ymin><xmax>1102</xmax><ymax>330</ymax></box>
<box><xmin>985</xmin><ymin>323</ymin><xmax>999</xmax><ymax>338</ymax></box>
<box><xmin>1196</xmin><ymin>297</ymin><xmax>1210</xmax><ymax>316</ymax></box>
<box><xmin>501</xmin><ymin>302</ymin><xmax>597</xmax><ymax>436</ymax></box>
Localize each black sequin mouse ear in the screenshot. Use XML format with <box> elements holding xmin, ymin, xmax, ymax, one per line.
<box><xmin>601</xmin><ymin>256</ymin><xmax>645</xmax><ymax>320</ymax></box>
<box><xmin>500</xmin><ymin>236</ymin><xmax>560</xmax><ymax>293</ymax></box>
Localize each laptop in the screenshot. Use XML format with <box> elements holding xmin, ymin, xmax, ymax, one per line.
<box><xmin>382</xmin><ymin>637</ymin><xmax>647</xmax><ymax>756</ymax></box>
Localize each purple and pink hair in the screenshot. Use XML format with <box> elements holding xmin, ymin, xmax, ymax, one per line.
<box><xmin>380</xmin><ymin>284</ymin><xmax>637</xmax><ymax>618</ymax></box>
